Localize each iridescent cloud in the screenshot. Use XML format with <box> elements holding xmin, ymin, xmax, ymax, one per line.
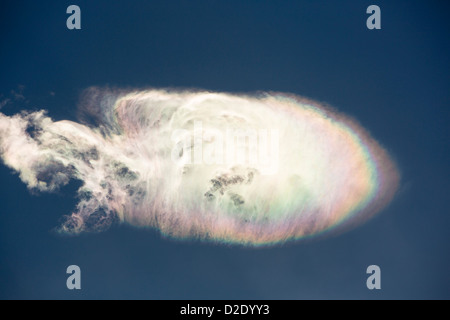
<box><xmin>0</xmin><ymin>88</ymin><xmax>399</xmax><ymax>245</ymax></box>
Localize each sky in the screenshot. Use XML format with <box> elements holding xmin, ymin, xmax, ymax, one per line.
<box><xmin>0</xmin><ymin>0</ymin><xmax>449</xmax><ymax>299</ymax></box>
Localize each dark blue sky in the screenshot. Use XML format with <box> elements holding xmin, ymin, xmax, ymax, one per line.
<box><xmin>0</xmin><ymin>0</ymin><xmax>449</xmax><ymax>299</ymax></box>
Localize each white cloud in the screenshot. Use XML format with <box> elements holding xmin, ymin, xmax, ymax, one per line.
<box><xmin>0</xmin><ymin>88</ymin><xmax>399</xmax><ymax>245</ymax></box>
